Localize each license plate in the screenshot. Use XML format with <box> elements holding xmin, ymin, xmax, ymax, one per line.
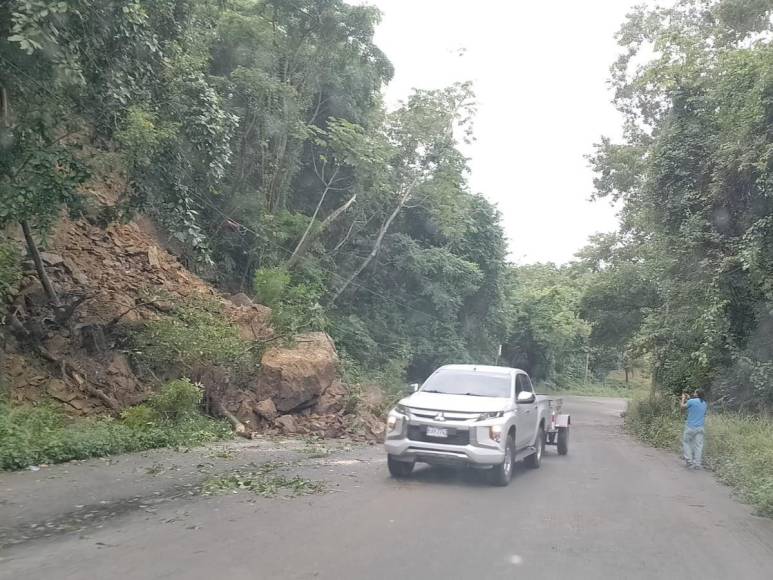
<box><xmin>426</xmin><ymin>426</ymin><xmax>448</xmax><ymax>438</ymax></box>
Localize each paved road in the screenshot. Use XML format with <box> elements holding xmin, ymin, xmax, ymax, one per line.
<box><xmin>2</xmin><ymin>396</ymin><xmax>772</xmax><ymax>579</ymax></box>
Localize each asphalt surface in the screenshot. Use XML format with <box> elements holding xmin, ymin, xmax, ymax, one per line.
<box><xmin>2</xmin><ymin>396</ymin><xmax>773</xmax><ymax>579</ymax></box>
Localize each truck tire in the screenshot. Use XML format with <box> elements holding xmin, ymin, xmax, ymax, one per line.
<box><xmin>524</xmin><ymin>426</ymin><xmax>544</xmax><ymax>469</ymax></box>
<box><xmin>490</xmin><ymin>436</ymin><xmax>515</xmax><ymax>486</ymax></box>
<box><xmin>557</xmin><ymin>426</ymin><xmax>569</xmax><ymax>455</ymax></box>
<box><xmin>387</xmin><ymin>455</ymin><xmax>414</xmax><ymax>478</ymax></box>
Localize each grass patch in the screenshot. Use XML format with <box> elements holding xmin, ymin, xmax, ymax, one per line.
<box><xmin>0</xmin><ymin>379</ymin><xmax>232</xmax><ymax>471</ymax></box>
<box><xmin>201</xmin><ymin>462</ymin><xmax>326</xmax><ymax>497</ymax></box>
<box><xmin>626</xmin><ymin>395</ymin><xmax>773</xmax><ymax>517</ymax></box>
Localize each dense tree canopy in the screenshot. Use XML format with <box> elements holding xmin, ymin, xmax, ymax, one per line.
<box><xmin>2</xmin><ymin>0</ymin><xmax>773</xmax><ymax>410</ymax></box>
<box><xmin>588</xmin><ymin>0</ymin><xmax>773</xmax><ymax>409</ymax></box>
<box><xmin>0</xmin><ymin>0</ymin><xmax>508</xmax><ymax>382</ymax></box>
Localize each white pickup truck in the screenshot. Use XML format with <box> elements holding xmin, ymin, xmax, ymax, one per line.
<box><xmin>384</xmin><ymin>364</ymin><xmax>570</xmax><ymax>486</ymax></box>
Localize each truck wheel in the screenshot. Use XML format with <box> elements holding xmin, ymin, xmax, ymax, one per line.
<box><xmin>387</xmin><ymin>455</ymin><xmax>414</xmax><ymax>478</ymax></box>
<box><xmin>557</xmin><ymin>426</ymin><xmax>569</xmax><ymax>455</ymax></box>
<box><xmin>490</xmin><ymin>436</ymin><xmax>515</xmax><ymax>486</ymax></box>
<box><xmin>525</xmin><ymin>427</ymin><xmax>544</xmax><ymax>469</ymax></box>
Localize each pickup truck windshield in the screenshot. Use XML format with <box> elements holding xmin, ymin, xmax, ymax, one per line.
<box><xmin>420</xmin><ymin>371</ymin><xmax>511</xmax><ymax>398</ymax></box>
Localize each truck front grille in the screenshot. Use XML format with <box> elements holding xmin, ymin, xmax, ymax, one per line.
<box><xmin>407</xmin><ymin>425</ymin><xmax>470</xmax><ymax>446</ymax></box>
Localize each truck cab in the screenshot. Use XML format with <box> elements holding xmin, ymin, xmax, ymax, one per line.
<box><xmin>384</xmin><ymin>364</ymin><xmax>570</xmax><ymax>486</ymax></box>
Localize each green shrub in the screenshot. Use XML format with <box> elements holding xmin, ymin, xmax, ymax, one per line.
<box><xmin>626</xmin><ymin>396</ymin><xmax>773</xmax><ymax>517</ymax></box>
<box><xmin>120</xmin><ymin>404</ymin><xmax>161</xmax><ymax>428</ymax></box>
<box><xmin>131</xmin><ymin>295</ymin><xmax>252</xmax><ymax>372</ymax></box>
<box><xmin>0</xmin><ymin>401</ymin><xmax>231</xmax><ymax>471</ymax></box>
<box><xmin>147</xmin><ymin>378</ymin><xmax>202</xmax><ymax>421</ymax></box>
<box><xmin>0</xmin><ymin>239</ymin><xmax>21</xmax><ymax>316</ymax></box>
<box><xmin>253</xmin><ymin>268</ymin><xmax>327</xmax><ymax>335</ymax></box>
<box><xmin>272</xmin><ymin>281</ymin><xmax>327</xmax><ymax>334</ymax></box>
<box><xmin>253</xmin><ymin>267</ymin><xmax>290</xmax><ymax>308</ymax></box>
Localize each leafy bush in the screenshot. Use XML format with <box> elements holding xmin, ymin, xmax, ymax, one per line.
<box><xmin>624</xmin><ymin>394</ymin><xmax>682</xmax><ymax>449</ymax></box>
<box><xmin>121</xmin><ymin>378</ymin><xmax>203</xmax><ymax>426</ymax></box>
<box><xmin>131</xmin><ymin>296</ymin><xmax>253</xmax><ymax>373</ymax></box>
<box><xmin>0</xmin><ymin>239</ymin><xmax>21</xmax><ymax>316</ymax></box>
<box><xmin>626</xmin><ymin>396</ymin><xmax>773</xmax><ymax>517</ymax></box>
<box><xmin>0</xmin><ymin>399</ymin><xmax>231</xmax><ymax>471</ymax></box>
<box><xmin>120</xmin><ymin>404</ymin><xmax>160</xmax><ymax>429</ymax></box>
<box><xmin>147</xmin><ymin>378</ymin><xmax>203</xmax><ymax>421</ymax></box>
<box><xmin>330</xmin><ymin>314</ymin><xmax>378</xmax><ymax>363</ymax></box>
<box><xmin>253</xmin><ymin>267</ymin><xmax>291</xmax><ymax>308</ymax></box>
<box><xmin>253</xmin><ymin>268</ymin><xmax>327</xmax><ymax>335</ymax></box>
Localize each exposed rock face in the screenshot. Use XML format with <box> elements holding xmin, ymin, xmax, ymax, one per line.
<box><xmin>228</xmin><ymin>304</ymin><xmax>273</xmax><ymax>342</ymax></box>
<box><xmin>257</xmin><ymin>332</ymin><xmax>338</xmax><ymax>413</ymax></box>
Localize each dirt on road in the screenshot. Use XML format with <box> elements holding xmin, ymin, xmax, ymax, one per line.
<box><xmin>1</xmin><ymin>396</ymin><xmax>772</xmax><ymax>580</ymax></box>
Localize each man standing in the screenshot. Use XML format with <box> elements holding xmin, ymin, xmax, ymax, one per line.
<box><xmin>680</xmin><ymin>389</ymin><xmax>708</xmax><ymax>469</ymax></box>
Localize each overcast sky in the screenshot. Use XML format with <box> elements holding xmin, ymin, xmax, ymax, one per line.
<box><xmin>357</xmin><ymin>0</ymin><xmax>648</xmax><ymax>264</ymax></box>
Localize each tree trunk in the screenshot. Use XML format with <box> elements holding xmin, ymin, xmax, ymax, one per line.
<box><xmin>216</xmin><ymin>402</ymin><xmax>252</xmax><ymax>439</ymax></box>
<box><xmin>287</xmin><ymin>193</ymin><xmax>356</xmax><ymax>271</ymax></box>
<box><xmin>21</xmin><ymin>220</ymin><xmax>61</xmax><ymax>308</ymax></box>
<box><xmin>288</xmin><ymin>169</ymin><xmax>337</xmax><ymax>268</ymax></box>
<box><xmin>330</xmin><ymin>192</ymin><xmax>407</xmax><ymax>304</ymax></box>
<box><xmin>0</xmin><ymin>86</ymin><xmax>8</xmax><ymax>127</ymax></box>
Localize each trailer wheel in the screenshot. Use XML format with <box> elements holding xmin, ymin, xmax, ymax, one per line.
<box><xmin>490</xmin><ymin>436</ymin><xmax>515</xmax><ymax>486</ymax></box>
<box><xmin>387</xmin><ymin>455</ymin><xmax>414</xmax><ymax>478</ymax></box>
<box><xmin>524</xmin><ymin>427</ymin><xmax>544</xmax><ymax>469</ymax></box>
<box><xmin>557</xmin><ymin>426</ymin><xmax>569</xmax><ymax>455</ymax></box>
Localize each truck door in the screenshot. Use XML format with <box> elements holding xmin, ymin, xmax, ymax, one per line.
<box><xmin>515</xmin><ymin>373</ymin><xmax>539</xmax><ymax>449</ymax></box>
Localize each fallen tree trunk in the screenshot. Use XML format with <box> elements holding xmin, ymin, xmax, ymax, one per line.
<box><xmin>216</xmin><ymin>402</ymin><xmax>253</xmax><ymax>439</ymax></box>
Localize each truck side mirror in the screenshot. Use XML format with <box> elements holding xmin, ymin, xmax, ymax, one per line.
<box><xmin>516</xmin><ymin>391</ymin><xmax>535</xmax><ymax>404</ymax></box>
<box><xmin>410</xmin><ymin>383</ymin><xmax>419</xmax><ymax>393</ymax></box>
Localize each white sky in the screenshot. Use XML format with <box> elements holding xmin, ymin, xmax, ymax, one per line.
<box><xmin>358</xmin><ymin>0</ymin><xmax>647</xmax><ymax>264</ymax></box>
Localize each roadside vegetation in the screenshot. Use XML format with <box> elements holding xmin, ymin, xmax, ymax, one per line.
<box><xmin>626</xmin><ymin>396</ymin><xmax>773</xmax><ymax>517</ymax></box>
<box><xmin>0</xmin><ymin>379</ymin><xmax>231</xmax><ymax>470</ymax></box>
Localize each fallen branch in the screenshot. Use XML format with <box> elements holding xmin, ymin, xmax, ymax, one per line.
<box><xmin>216</xmin><ymin>402</ymin><xmax>253</xmax><ymax>439</ymax></box>
<box><xmin>105</xmin><ymin>300</ymin><xmax>162</xmax><ymax>328</ymax></box>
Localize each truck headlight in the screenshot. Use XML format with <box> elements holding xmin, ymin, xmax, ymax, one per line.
<box><xmin>479</xmin><ymin>411</ymin><xmax>504</xmax><ymax>420</ymax></box>
<box><xmin>387</xmin><ymin>415</ymin><xmax>398</xmax><ymax>430</ymax></box>
<box><xmin>489</xmin><ymin>424</ymin><xmax>503</xmax><ymax>442</ymax></box>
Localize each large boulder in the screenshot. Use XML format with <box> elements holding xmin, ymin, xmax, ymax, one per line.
<box><xmin>314</xmin><ymin>380</ymin><xmax>348</xmax><ymax>415</ymax></box>
<box><xmin>256</xmin><ymin>332</ymin><xmax>338</xmax><ymax>413</ymax></box>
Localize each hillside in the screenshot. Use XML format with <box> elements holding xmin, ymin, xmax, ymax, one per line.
<box><xmin>1</xmin><ymin>206</ymin><xmax>382</xmax><ymax>440</ymax></box>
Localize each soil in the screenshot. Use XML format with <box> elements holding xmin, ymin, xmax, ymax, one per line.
<box><xmin>2</xmin><ymin>210</ymin><xmax>382</xmax><ymax>440</ymax></box>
